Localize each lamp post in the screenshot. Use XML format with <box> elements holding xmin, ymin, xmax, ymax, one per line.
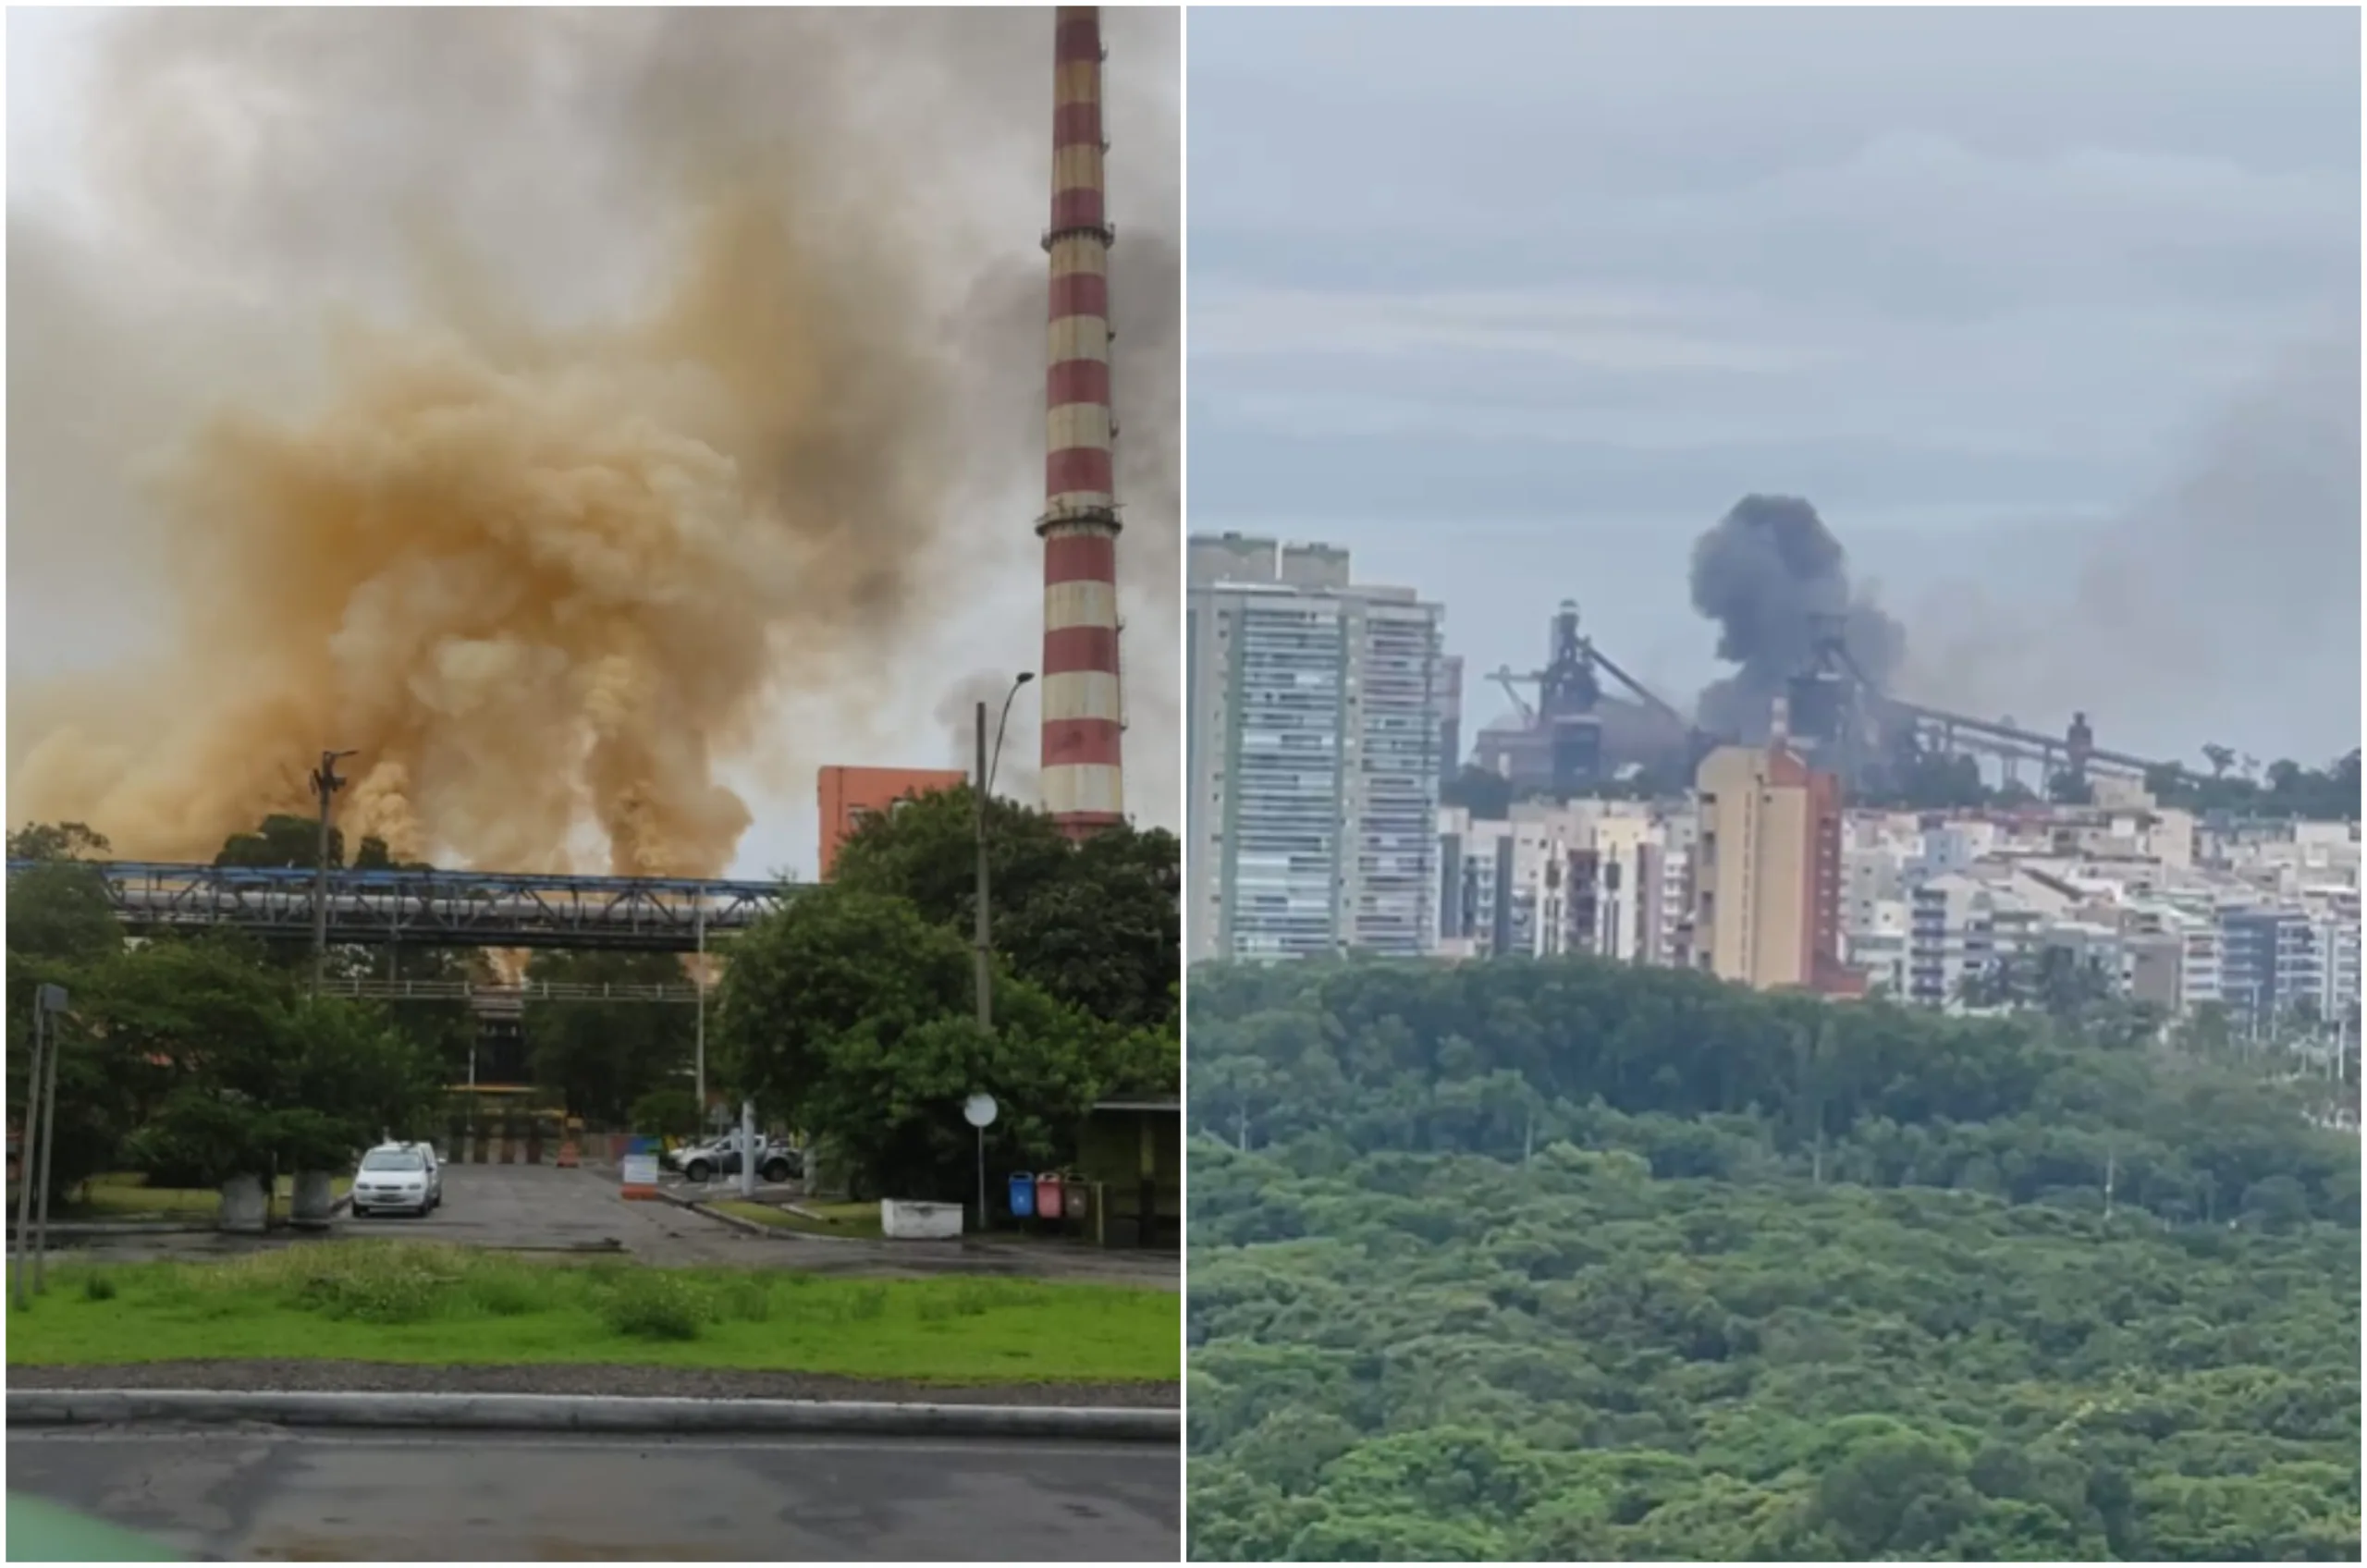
<box><xmin>974</xmin><ymin>672</ymin><xmax>1036</xmax><ymax>1030</ymax></box>
<box><xmin>310</xmin><ymin>749</ymin><xmax>357</xmax><ymax>997</ymax></box>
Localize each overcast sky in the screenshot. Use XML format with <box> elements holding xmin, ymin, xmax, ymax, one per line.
<box><xmin>1189</xmin><ymin>6</ymin><xmax>2361</xmax><ymax>767</ymax></box>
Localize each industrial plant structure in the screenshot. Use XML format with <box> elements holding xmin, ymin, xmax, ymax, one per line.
<box><xmin>1469</xmin><ymin>598</ymin><xmax>2190</xmax><ymax>803</ymax></box>
<box><xmin>1037</xmin><ymin>5</ymin><xmax>1126</xmax><ymax>839</ymax></box>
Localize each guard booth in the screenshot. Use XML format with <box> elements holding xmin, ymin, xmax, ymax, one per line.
<box><xmin>1075</xmin><ymin>1096</ymin><xmax>1179</xmax><ymax>1249</ymax></box>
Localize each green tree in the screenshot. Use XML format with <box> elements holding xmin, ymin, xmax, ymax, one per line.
<box><xmin>99</xmin><ymin>936</ymin><xmax>442</xmax><ymax>1187</ymax></box>
<box><xmin>521</xmin><ymin>950</ymin><xmax>696</xmax><ymax>1127</ymax></box>
<box><xmin>7</xmin><ymin>822</ymin><xmax>113</xmax><ymax>864</ymax></box>
<box><xmin>715</xmin><ymin>887</ymin><xmax>1169</xmax><ymax>1199</ymax></box>
<box><xmin>215</xmin><ymin>812</ymin><xmax>340</xmax><ymax>870</ymax></box>
<box><xmin>1185</xmin><ymin>952</ymin><xmax>2361</xmax><ymax>1562</ymax></box>
<box><xmin>630</xmin><ymin>1086</ymin><xmax>703</xmax><ymax>1140</ymax></box>
<box><xmin>207</xmin><ymin>815</ymin><xmax>477</xmax><ymax>1075</ymax></box>
<box><xmin>828</xmin><ymin>786</ymin><xmax>1179</xmax><ymax>1027</ymax></box>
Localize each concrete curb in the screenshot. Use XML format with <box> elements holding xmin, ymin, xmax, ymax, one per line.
<box><xmin>689</xmin><ymin>1200</ymin><xmax>946</xmax><ymax>1246</ymax></box>
<box><xmin>687</xmin><ymin>1200</ymin><xmax>780</xmax><ymax>1238</ymax></box>
<box><xmin>12</xmin><ymin>1191</ymin><xmax>356</xmax><ymax>1242</ymax></box>
<box><xmin>7</xmin><ymin>1389</ymin><xmax>1179</xmax><ymax>1443</ymax></box>
<box><xmin>4</xmin><ymin>1220</ymin><xmax>216</xmax><ymax>1240</ymax></box>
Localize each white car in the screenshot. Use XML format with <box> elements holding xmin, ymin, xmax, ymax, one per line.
<box><xmin>352</xmin><ymin>1143</ymin><xmax>437</xmax><ymax>1218</ymax></box>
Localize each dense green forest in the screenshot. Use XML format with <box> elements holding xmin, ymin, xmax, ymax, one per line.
<box><xmin>1187</xmin><ymin>960</ymin><xmax>2360</xmax><ymax>1561</ymax></box>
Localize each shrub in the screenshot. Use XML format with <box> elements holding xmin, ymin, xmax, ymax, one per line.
<box><xmin>205</xmin><ymin>1239</ymin><xmax>467</xmax><ymax>1325</ymax></box>
<box><xmin>462</xmin><ymin>1269</ymin><xmax>544</xmax><ymax>1317</ymax></box>
<box><xmin>601</xmin><ymin>1272</ymin><xmax>708</xmax><ymax>1341</ymax></box>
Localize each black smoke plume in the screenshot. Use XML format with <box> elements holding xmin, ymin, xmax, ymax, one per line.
<box><xmin>1689</xmin><ymin>495</ymin><xmax>1906</xmax><ymax>740</ymax></box>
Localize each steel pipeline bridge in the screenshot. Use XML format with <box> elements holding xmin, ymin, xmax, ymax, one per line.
<box><xmin>12</xmin><ymin>861</ymin><xmax>803</xmax><ymax>952</ymax></box>
<box><xmin>325</xmin><ymin>978</ymin><xmax>705</xmax><ymax>1005</ymax></box>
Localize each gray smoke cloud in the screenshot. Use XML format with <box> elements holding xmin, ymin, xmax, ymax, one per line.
<box><xmin>931</xmin><ymin>670</ymin><xmax>1040</xmax><ymax>802</ymax></box>
<box><xmin>1900</xmin><ymin>334</ymin><xmax>2361</xmax><ymax>766</ymax></box>
<box><xmin>8</xmin><ymin>6</ymin><xmax>1181</xmax><ymax>872</ymax></box>
<box><xmin>1689</xmin><ymin>494</ymin><xmax>1907</xmax><ymax>740</ymax></box>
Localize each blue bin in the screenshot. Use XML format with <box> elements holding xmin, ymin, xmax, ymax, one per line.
<box><xmin>1007</xmin><ymin>1171</ymin><xmax>1036</xmax><ymax>1219</ymax></box>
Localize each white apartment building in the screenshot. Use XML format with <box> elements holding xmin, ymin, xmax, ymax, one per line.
<box><xmin>1846</xmin><ymin>899</ymin><xmax>1913</xmax><ymax>999</ymax></box>
<box><xmin>1185</xmin><ymin>535</ymin><xmax>1446</xmax><ymax>962</ymax></box>
<box><xmin>2117</xmin><ymin>901</ymin><xmax>2225</xmax><ymax>1014</ymax></box>
<box><xmin>1436</xmin><ymin>800</ymin><xmax>1678</xmax><ymax>964</ymax></box>
<box><xmin>1907</xmin><ymin>871</ymin><xmax>2072</xmax><ymax>1009</ymax></box>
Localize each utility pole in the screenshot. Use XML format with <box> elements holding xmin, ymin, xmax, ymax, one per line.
<box><xmin>309</xmin><ymin>749</ymin><xmax>356</xmax><ymax>997</ymax></box>
<box><xmin>14</xmin><ymin>985</ymin><xmax>69</xmax><ymax>1302</ymax></box>
<box><xmin>11</xmin><ymin>992</ymin><xmax>52</xmax><ymax>1307</ymax></box>
<box><xmin>974</xmin><ymin>701</ymin><xmax>993</xmax><ymax>1029</ymax></box>
<box><xmin>694</xmin><ymin>900</ymin><xmax>708</xmax><ymax>1128</ymax></box>
<box><xmin>973</xmin><ymin>673</ymin><xmax>1036</xmax><ymax>1032</ymax></box>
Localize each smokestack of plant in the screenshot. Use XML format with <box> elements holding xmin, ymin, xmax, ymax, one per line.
<box><xmin>1688</xmin><ymin>494</ymin><xmax>1906</xmax><ymax>741</ymax></box>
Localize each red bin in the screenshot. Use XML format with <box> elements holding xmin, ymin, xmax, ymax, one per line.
<box><xmin>1035</xmin><ymin>1171</ymin><xmax>1064</xmax><ymax>1220</ymax></box>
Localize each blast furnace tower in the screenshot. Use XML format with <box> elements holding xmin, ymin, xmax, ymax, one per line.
<box><xmin>1037</xmin><ymin>4</ymin><xmax>1125</xmax><ymax>839</ymax></box>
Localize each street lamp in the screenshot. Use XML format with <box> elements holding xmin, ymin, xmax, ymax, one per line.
<box><xmin>974</xmin><ymin>673</ymin><xmax>1036</xmax><ymax>1029</ymax></box>
<box><xmin>310</xmin><ymin>749</ymin><xmax>357</xmax><ymax>997</ymax></box>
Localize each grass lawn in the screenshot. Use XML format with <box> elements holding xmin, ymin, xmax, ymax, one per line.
<box><xmin>713</xmin><ymin>1198</ymin><xmax>886</xmax><ymax>1241</ymax></box>
<box><xmin>50</xmin><ymin>1173</ymin><xmax>353</xmax><ymax>1222</ymax></box>
<box><xmin>6</xmin><ymin>1240</ymin><xmax>1177</xmax><ymax>1385</ymax></box>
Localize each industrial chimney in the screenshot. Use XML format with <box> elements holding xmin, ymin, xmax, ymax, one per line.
<box><xmin>1037</xmin><ymin>4</ymin><xmax>1124</xmax><ymax>839</ymax></box>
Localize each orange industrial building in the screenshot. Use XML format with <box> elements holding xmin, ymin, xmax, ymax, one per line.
<box><xmin>817</xmin><ymin>766</ymin><xmax>966</xmax><ymax>880</ymax></box>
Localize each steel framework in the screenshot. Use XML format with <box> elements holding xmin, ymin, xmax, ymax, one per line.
<box><xmin>16</xmin><ymin>861</ymin><xmax>800</xmax><ymax>952</ymax></box>
<box><xmin>323</xmin><ymin>978</ymin><xmax>705</xmax><ymax>1005</ymax></box>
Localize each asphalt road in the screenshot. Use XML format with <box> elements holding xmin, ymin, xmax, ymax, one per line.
<box><xmin>7</xmin><ymin>1427</ymin><xmax>1180</xmax><ymax>1561</ymax></box>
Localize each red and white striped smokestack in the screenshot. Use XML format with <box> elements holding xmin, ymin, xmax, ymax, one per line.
<box><xmin>1038</xmin><ymin>4</ymin><xmax>1124</xmax><ymax>839</ymax></box>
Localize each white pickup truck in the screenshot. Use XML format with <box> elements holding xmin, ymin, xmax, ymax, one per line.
<box><xmin>666</xmin><ymin>1135</ymin><xmax>801</xmax><ymax>1185</ymax></box>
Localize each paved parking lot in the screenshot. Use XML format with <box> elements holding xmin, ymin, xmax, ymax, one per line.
<box><xmin>357</xmin><ymin>1161</ymin><xmax>645</xmax><ymax>1253</ymax></box>
<box><xmin>52</xmin><ymin>1165</ymin><xmax>1179</xmax><ymax>1288</ymax></box>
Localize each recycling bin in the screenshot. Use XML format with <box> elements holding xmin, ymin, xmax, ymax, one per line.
<box><xmin>1036</xmin><ymin>1171</ymin><xmax>1065</xmax><ymax>1221</ymax></box>
<box><xmin>1007</xmin><ymin>1171</ymin><xmax>1036</xmax><ymax>1219</ymax></box>
<box><xmin>1063</xmin><ymin>1176</ymin><xmax>1091</xmax><ymax>1220</ymax></box>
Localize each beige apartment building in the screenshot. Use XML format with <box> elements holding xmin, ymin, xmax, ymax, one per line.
<box><xmin>1689</xmin><ymin>729</ymin><xmax>1862</xmax><ymax>996</ymax></box>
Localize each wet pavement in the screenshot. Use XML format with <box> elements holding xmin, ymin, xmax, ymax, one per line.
<box><xmin>6</xmin><ymin>1426</ymin><xmax>1179</xmax><ymax>1561</ymax></box>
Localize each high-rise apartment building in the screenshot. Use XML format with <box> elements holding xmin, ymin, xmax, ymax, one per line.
<box><xmin>1436</xmin><ymin>800</ymin><xmax>1677</xmax><ymax>964</ymax></box>
<box><xmin>1436</xmin><ymin>654</ymin><xmax>1465</xmax><ymax>786</ymax></box>
<box><xmin>1688</xmin><ymin>718</ymin><xmax>1860</xmax><ymax>995</ymax></box>
<box><xmin>1185</xmin><ymin>534</ymin><xmax>1445</xmax><ymax>962</ymax></box>
<box><xmin>2220</xmin><ymin>905</ymin><xmax>2329</xmax><ymax>1037</ymax></box>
